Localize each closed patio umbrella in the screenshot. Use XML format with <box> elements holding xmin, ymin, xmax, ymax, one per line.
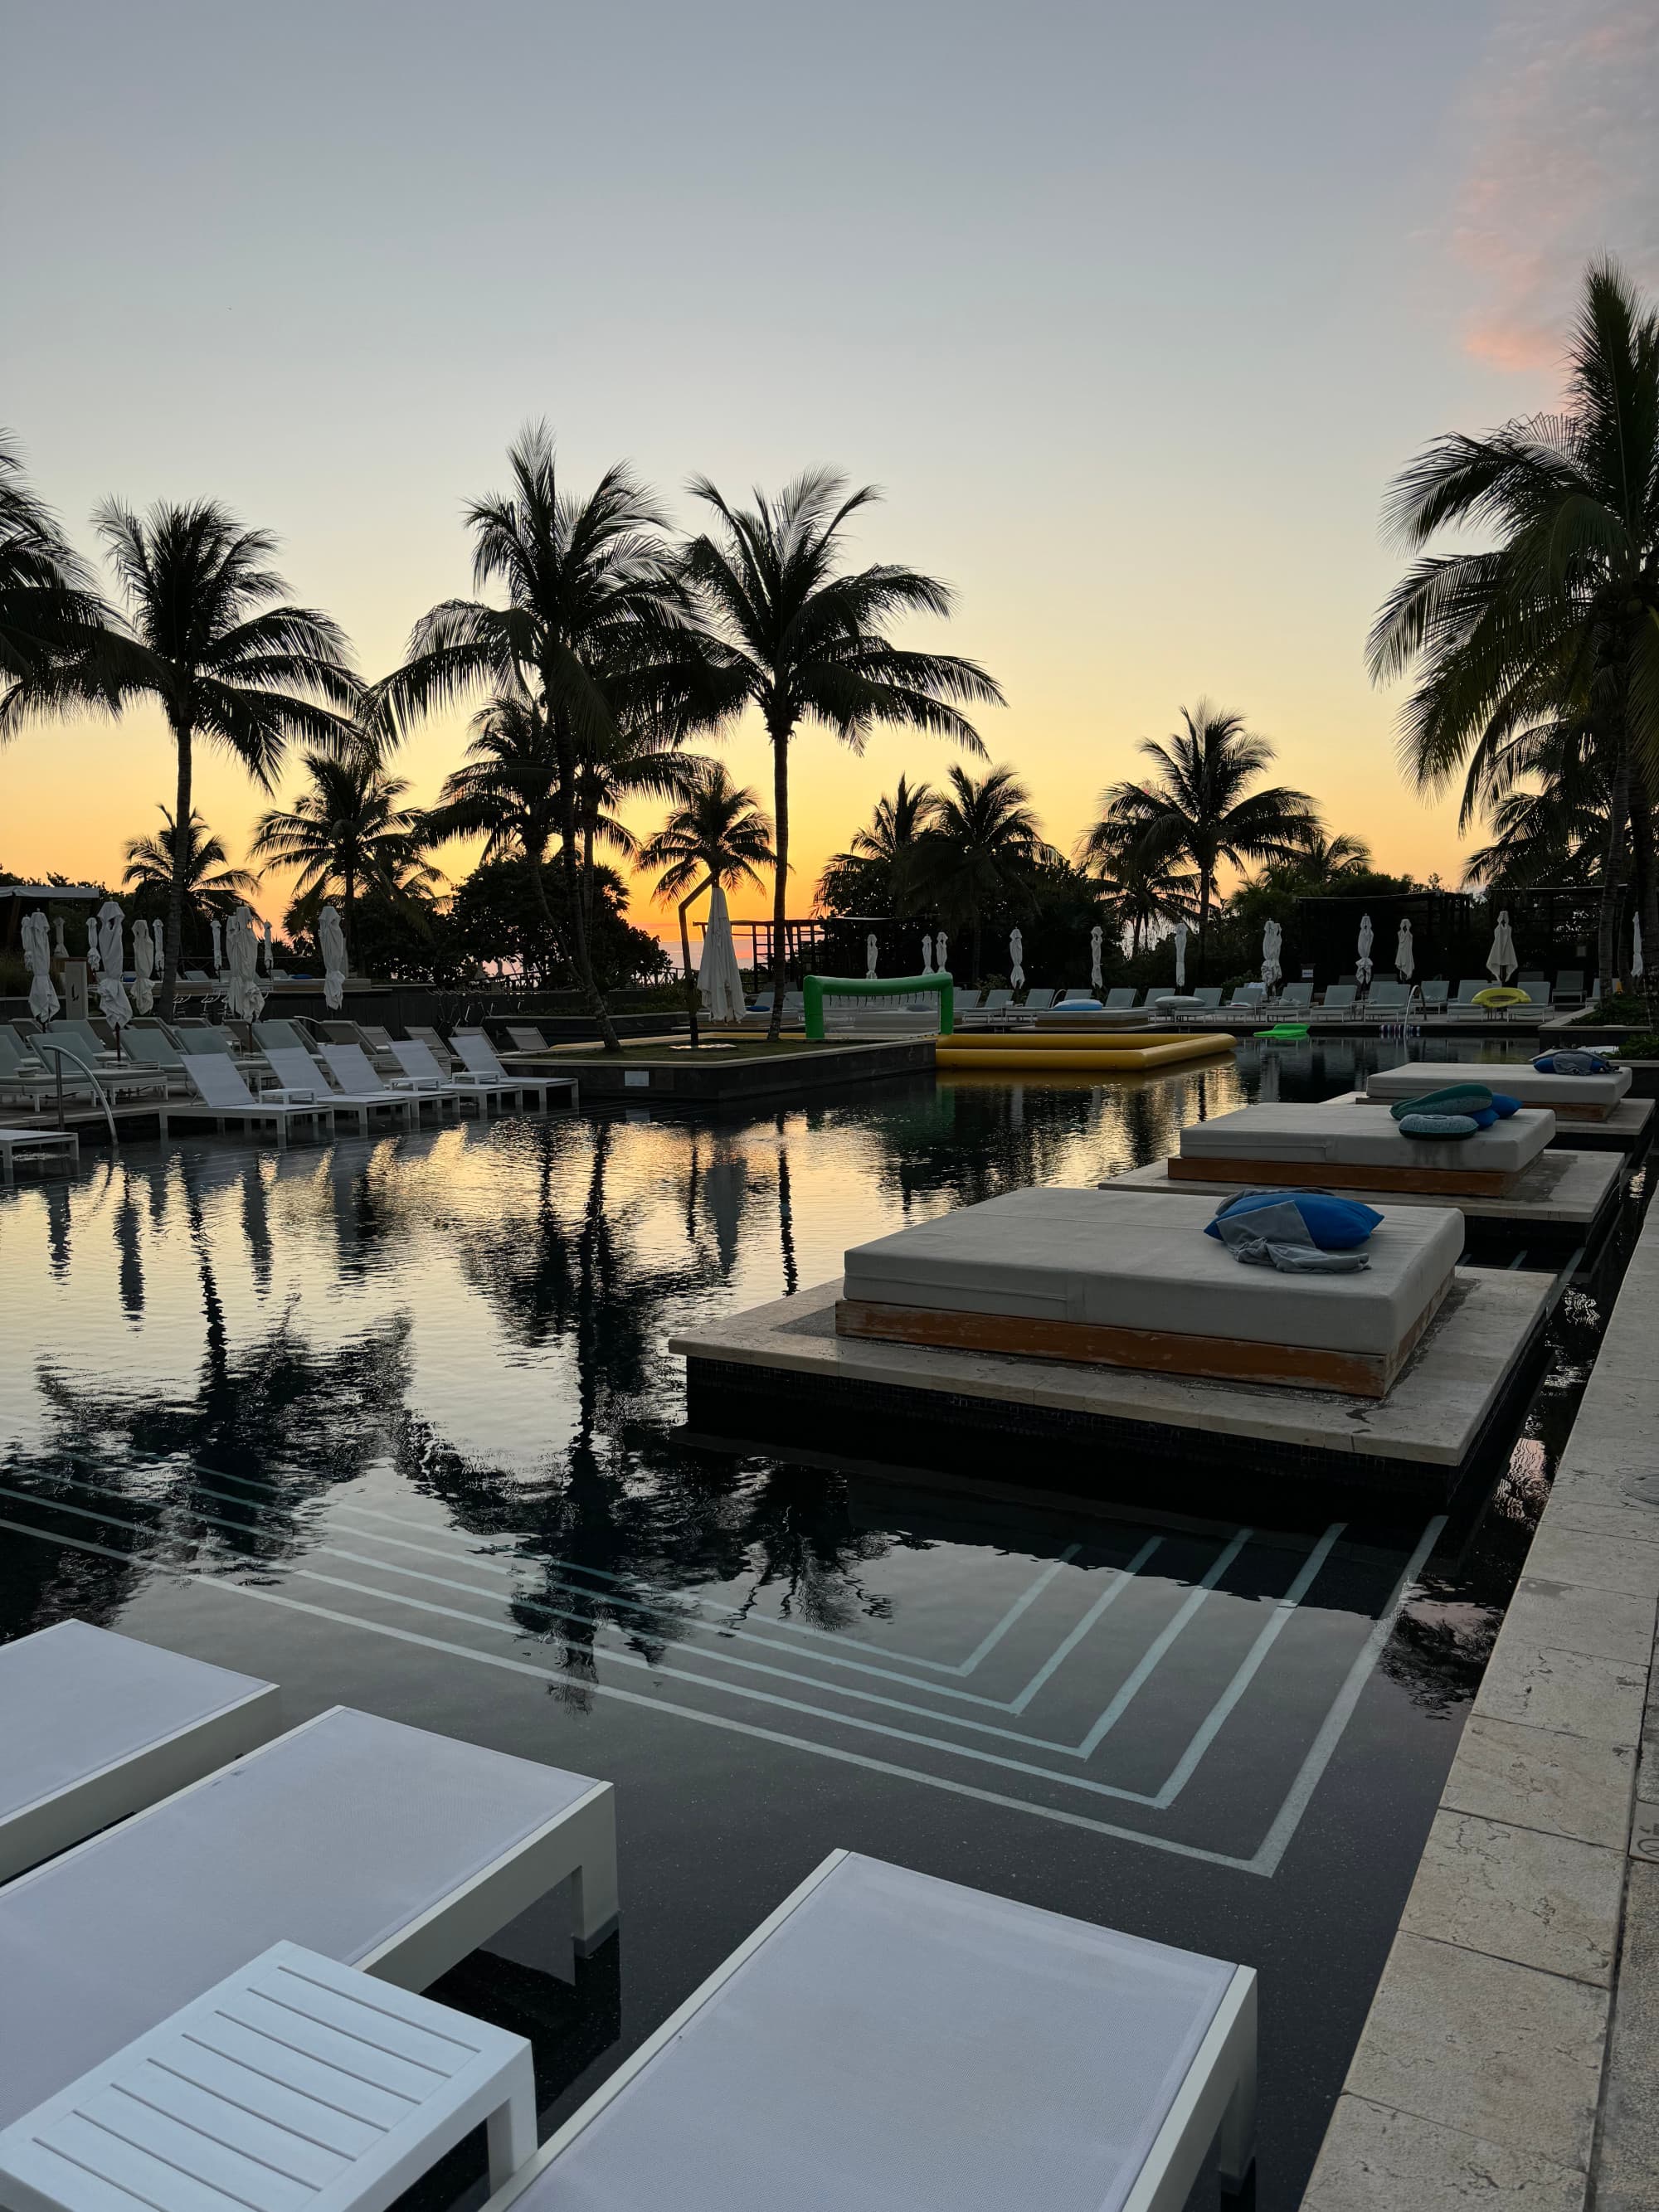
<box><xmin>1486</xmin><ymin>909</ymin><xmax>1516</xmax><ymax>981</ymax></box>
<box><xmin>319</xmin><ymin>904</ymin><xmax>348</xmax><ymax>1011</ymax></box>
<box><xmin>95</xmin><ymin>900</ymin><xmax>133</xmax><ymax>1036</ymax></box>
<box><xmin>1633</xmin><ymin>916</ymin><xmax>1644</xmax><ymax>981</ymax></box>
<box><xmin>21</xmin><ymin>909</ymin><xmax>58</xmax><ymax>1023</ymax></box>
<box><xmin>936</xmin><ymin>929</ymin><xmax>949</xmax><ymax>974</ymax></box>
<box><xmin>1090</xmin><ymin>925</ymin><xmax>1103</xmax><ymax>991</ymax></box>
<box><xmin>1261</xmin><ymin>920</ymin><xmax>1282</xmax><ymax>991</ymax></box>
<box><xmin>210</xmin><ymin>917</ymin><xmax>224</xmax><ymax>977</ymax></box>
<box><xmin>130</xmin><ymin>921</ymin><xmax>155</xmax><ymax>1015</ymax></box>
<box><xmin>1009</xmin><ymin>927</ymin><xmax>1024</xmax><ymax>990</ymax></box>
<box><xmin>1355</xmin><ymin>914</ymin><xmax>1374</xmax><ymax>987</ymax></box>
<box><xmin>921</xmin><ymin>934</ymin><xmax>934</xmax><ymax>974</ymax></box>
<box><xmin>1173</xmin><ymin>922</ymin><xmax>1187</xmax><ymax>989</ymax></box>
<box><xmin>697</xmin><ymin>882</ymin><xmax>747</xmax><ymax>1022</ymax></box>
<box><xmin>1395</xmin><ymin>920</ymin><xmax>1414</xmax><ymax>980</ymax></box>
<box><xmin>225</xmin><ymin>903</ymin><xmax>265</xmax><ymax>1022</ymax></box>
<box><xmin>865</xmin><ymin>934</ymin><xmax>878</xmax><ymax>980</ymax></box>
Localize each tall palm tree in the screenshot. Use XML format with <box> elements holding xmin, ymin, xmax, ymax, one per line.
<box><xmin>575</xmin><ymin>717</ymin><xmax>708</xmax><ymax>915</ymax></box>
<box><xmin>375</xmin><ymin>425</ymin><xmax>716</xmax><ymax>1052</ymax></box>
<box><xmin>910</xmin><ymin>764</ymin><xmax>1044</xmax><ymax>980</ymax></box>
<box><xmin>682</xmin><ymin>469</ymin><xmax>1004</xmax><ymax>1038</ymax></box>
<box><xmin>1089</xmin><ymin>702</ymin><xmax>1317</xmax><ymax>973</ymax></box>
<box><xmin>0</xmin><ymin>430</ymin><xmax>119</xmax><ymax>725</ymax></box>
<box><xmin>90</xmin><ymin>500</ymin><xmax>358</xmax><ymax>1014</ymax></box>
<box><xmin>1370</xmin><ymin>258</ymin><xmax>1659</xmax><ymax>988</ymax></box>
<box><xmin>1077</xmin><ymin>832</ymin><xmax>1196</xmax><ymax>956</ymax></box>
<box><xmin>122</xmin><ymin>808</ymin><xmax>260</xmax><ymax>934</ymax></box>
<box><xmin>818</xmin><ymin>773</ymin><xmax>941</xmax><ymax>916</ymax></box>
<box><xmin>1462</xmin><ymin>715</ymin><xmax>1613</xmax><ymax>890</ymax></box>
<box><xmin>1296</xmin><ymin>827</ymin><xmax>1373</xmax><ymax>885</ymax></box>
<box><xmin>421</xmin><ymin>692</ymin><xmax>563</xmax><ymax>936</ymax></box>
<box><xmin>639</xmin><ymin>764</ymin><xmax>774</xmax><ymax>1045</ymax></box>
<box><xmin>250</xmin><ymin>749</ymin><xmax>435</xmax><ymax>962</ymax></box>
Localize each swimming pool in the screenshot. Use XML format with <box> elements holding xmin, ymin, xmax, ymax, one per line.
<box><xmin>0</xmin><ymin>1044</ymin><xmax>1642</xmax><ymax>2209</ymax></box>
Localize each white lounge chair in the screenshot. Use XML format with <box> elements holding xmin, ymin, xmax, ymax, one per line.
<box><xmin>0</xmin><ymin>1031</ymin><xmax>93</xmax><ymax>1112</ymax></box>
<box><xmin>450</xmin><ymin>1032</ymin><xmax>552</xmax><ymax>1109</ymax></box>
<box><xmin>390</xmin><ymin>1037</ymin><xmax>478</xmax><ymax>1110</ymax></box>
<box><xmin>483</xmin><ymin>1850</ymin><xmax>1256</xmax><ymax>2212</ymax></box>
<box><xmin>405</xmin><ymin>1023</ymin><xmax>462</xmax><ymax>1071</ymax></box>
<box><xmin>0</xmin><ymin>1622</ymin><xmax>279</xmax><ymax>1882</ymax></box>
<box><xmin>0</xmin><ymin>1941</ymin><xmax>537</xmax><ymax>2212</ymax></box>
<box><xmin>260</xmin><ymin>1044</ymin><xmax>409</xmax><ymax>1132</ymax></box>
<box><xmin>505</xmin><ymin>1023</ymin><xmax>551</xmax><ymax>1054</ymax></box>
<box><xmin>319</xmin><ymin>1041</ymin><xmax>446</xmax><ymax>1122</ymax></box>
<box><xmin>171</xmin><ymin>1055</ymin><xmax>337</xmax><ymax>1145</ymax></box>
<box><xmin>0</xmin><ymin>1705</ymin><xmax>618</xmax><ymax>2133</ymax></box>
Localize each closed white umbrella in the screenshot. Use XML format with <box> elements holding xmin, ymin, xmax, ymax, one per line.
<box><xmin>1173</xmin><ymin>922</ymin><xmax>1187</xmax><ymax>989</ymax></box>
<box><xmin>1009</xmin><ymin>927</ymin><xmax>1024</xmax><ymax>990</ymax></box>
<box><xmin>225</xmin><ymin>903</ymin><xmax>265</xmax><ymax>1022</ymax></box>
<box><xmin>85</xmin><ymin>915</ymin><xmax>101</xmax><ymax>975</ymax></box>
<box><xmin>1089</xmin><ymin>925</ymin><xmax>1103</xmax><ymax>991</ymax></box>
<box><xmin>21</xmin><ymin>908</ymin><xmax>58</xmax><ymax>1023</ymax></box>
<box><xmin>1355</xmin><ymin>913</ymin><xmax>1374</xmax><ymax>987</ymax></box>
<box><xmin>1260</xmin><ymin>919</ymin><xmax>1282</xmax><ymax>990</ymax></box>
<box><xmin>210</xmin><ymin>917</ymin><xmax>224</xmax><ymax>977</ymax></box>
<box><xmin>95</xmin><ymin>900</ymin><xmax>133</xmax><ymax>1033</ymax></box>
<box><xmin>865</xmin><ymin>933</ymin><xmax>878</xmax><ymax>980</ymax></box>
<box><xmin>921</xmin><ymin>934</ymin><xmax>934</xmax><ymax>975</ymax></box>
<box><xmin>697</xmin><ymin>882</ymin><xmax>747</xmax><ymax>1022</ymax></box>
<box><xmin>319</xmin><ymin>904</ymin><xmax>348</xmax><ymax>1012</ymax></box>
<box><xmin>936</xmin><ymin>929</ymin><xmax>948</xmax><ymax>973</ymax></box>
<box><xmin>1486</xmin><ymin>909</ymin><xmax>1516</xmax><ymax>981</ymax></box>
<box><xmin>1633</xmin><ymin>916</ymin><xmax>1644</xmax><ymax>981</ymax></box>
<box><xmin>130</xmin><ymin>920</ymin><xmax>155</xmax><ymax>1014</ymax></box>
<box><xmin>1395</xmin><ymin>920</ymin><xmax>1414</xmax><ymax>980</ymax></box>
<box><xmin>263</xmin><ymin>918</ymin><xmax>274</xmax><ymax>975</ymax></box>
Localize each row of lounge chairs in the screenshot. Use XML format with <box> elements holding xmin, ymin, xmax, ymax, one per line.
<box><xmin>0</xmin><ymin>1016</ymin><xmax>563</xmax><ymax>1142</ymax></box>
<box><xmin>0</xmin><ymin>1621</ymin><xmax>1257</xmax><ymax>2212</ymax></box>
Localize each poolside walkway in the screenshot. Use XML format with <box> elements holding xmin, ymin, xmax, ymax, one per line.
<box><xmin>1303</xmin><ymin>1207</ymin><xmax>1659</xmax><ymax>2210</ymax></box>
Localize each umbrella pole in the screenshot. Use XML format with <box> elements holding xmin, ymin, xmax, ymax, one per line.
<box><xmin>678</xmin><ymin>882</ymin><xmax>708</xmax><ymax>1050</ymax></box>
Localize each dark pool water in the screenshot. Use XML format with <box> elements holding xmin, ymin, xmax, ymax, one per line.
<box><xmin>0</xmin><ymin>1036</ymin><xmax>1644</xmax><ymax>2210</ymax></box>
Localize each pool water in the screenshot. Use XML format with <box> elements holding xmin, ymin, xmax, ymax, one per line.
<box><xmin>0</xmin><ymin>1040</ymin><xmax>1642</xmax><ymax>2210</ymax></box>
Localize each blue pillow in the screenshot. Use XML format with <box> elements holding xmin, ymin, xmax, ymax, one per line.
<box><xmin>1470</xmin><ymin>1106</ymin><xmax>1498</xmax><ymax>1127</ymax></box>
<box><xmin>1489</xmin><ymin>1093</ymin><xmax>1520</xmax><ymax>1117</ymax></box>
<box><xmin>1050</xmin><ymin>999</ymin><xmax>1103</xmax><ymax>1014</ymax></box>
<box><xmin>1533</xmin><ymin>1051</ymin><xmax>1613</xmax><ymax>1075</ymax></box>
<box><xmin>1203</xmin><ymin>1188</ymin><xmax>1382</xmax><ymax>1250</ymax></box>
<box><xmin>1398</xmin><ymin>1111</ymin><xmax>1480</xmax><ymax>1139</ymax></box>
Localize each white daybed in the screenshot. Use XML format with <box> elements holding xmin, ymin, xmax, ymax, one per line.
<box><xmin>1170</xmin><ymin>1101</ymin><xmax>1554</xmax><ymax>1195</ymax></box>
<box><xmin>838</xmin><ymin>1187</ymin><xmax>1462</xmax><ymax>1397</ymax></box>
<box><xmin>0</xmin><ymin>1621</ymin><xmax>279</xmax><ymax>1881</ymax></box>
<box><xmin>1362</xmin><ymin>1058</ymin><xmax>1631</xmax><ymax>1121</ymax></box>
<box><xmin>0</xmin><ymin>1705</ymin><xmax>617</xmax><ymax>2132</ymax></box>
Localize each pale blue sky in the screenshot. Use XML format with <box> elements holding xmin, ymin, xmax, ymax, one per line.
<box><xmin>4</xmin><ymin>0</ymin><xmax>1654</xmax><ymax>909</ymax></box>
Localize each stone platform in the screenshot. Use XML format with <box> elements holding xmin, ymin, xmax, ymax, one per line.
<box><xmin>671</xmin><ymin>1267</ymin><xmax>1553</xmax><ymax>1503</ymax></box>
<box><xmin>1102</xmin><ymin>1150</ymin><xmax>1623</xmax><ymax>1251</ymax></box>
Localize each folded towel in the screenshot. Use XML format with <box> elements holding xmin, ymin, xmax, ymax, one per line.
<box><xmin>1208</xmin><ymin>1193</ymin><xmax>1372</xmax><ymax>1273</ymax></box>
<box><xmin>1534</xmin><ymin>1050</ymin><xmax>1613</xmax><ymax>1076</ymax></box>
<box><xmin>1389</xmin><ymin>1082</ymin><xmax>1492</xmax><ymax>1121</ymax></box>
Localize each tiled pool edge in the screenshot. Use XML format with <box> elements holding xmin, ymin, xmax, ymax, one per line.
<box><xmin>1302</xmin><ymin>1211</ymin><xmax>1659</xmax><ymax>2212</ymax></box>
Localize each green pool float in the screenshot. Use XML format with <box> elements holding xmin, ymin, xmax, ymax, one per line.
<box><xmin>1253</xmin><ymin>1023</ymin><xmax>1310</xmax><ymax>1040</ymax></box>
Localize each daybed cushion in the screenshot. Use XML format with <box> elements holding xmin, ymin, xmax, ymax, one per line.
<box><xmin>1365</xmin><ymin>1060</ymin><xmax>1630</xmax><ymax>1111</ymax></box>
<box><xmin>843</xmin><ymin>1189</ymin><xmax>1462</xmax><ymax>1355</ymax></box>
<box><xmin>1179</xmin><ymin>1102</ymin><xmax>1552</xmax><ymax>1176</ymax></box>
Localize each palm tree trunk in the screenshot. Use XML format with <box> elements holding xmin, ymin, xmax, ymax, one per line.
<box><xmin>161</xmin><ymin>717</ymin><xmax>192</xmax><ymax>1022</ymax></box>
<box><xmin>1632</xmin><ymin>776</ymin><xmax>1658</xmax><ymax>1005</ymax></box>
<box><xmin>1596</xmin><ymin>747</ymin><xmax>1630</xmax><ymax>999</ymax></box>
<box><xmin>767</xmin><ymin>716</ymin><xmax>791</xmax><ymax>1043</ymax></box>
<box><xmin>1198</xmin><ymin>868</ymin><xmax>1213</xmax><ymax>981</ymax></box>
<box><xmin>524</xmin><ymin>840</ymin><xmax>560</xmax><ymax>989</ymax></box>
<box><xmin>343</xmin><ymin>864</ymin><xmax>356</xmax><ymax>971</ymax></box>
<box><xmin>552</xmin><ymin>709</ymin><xmax>620</xmax><ymax>1052</ymax></box>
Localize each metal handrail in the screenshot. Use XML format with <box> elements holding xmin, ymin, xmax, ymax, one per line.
<box><xmin>26</xmin><ymin>1039</ymin><xmax>120</xmax><ymax>1150</ymax></box>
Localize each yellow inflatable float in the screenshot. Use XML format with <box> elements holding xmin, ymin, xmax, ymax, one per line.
<box><xmin>935</xmin><ymin>1030</ymin><xmax>1235</xmax><ymax>1072</ymax></box>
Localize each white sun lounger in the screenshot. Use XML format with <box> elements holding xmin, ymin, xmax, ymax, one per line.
<box><xmin>839</xmin><ymin>1187</ymin><xmax>1462</xmax><ymax>1397</ymax></box>
<box><xmin>0</xmin><ymin>1941</ymin><xmax>538</xmax><ymax>2212</ymax></box>
<box><xmin>389</xmin><ymin>1037</ymin><xmax>479</xmax><ymax>1110</ymax></box>
<box><xmin>506</xmin><ymin>1024</ymin><xmax>550</xmax><ymax>1054</ymax></box>
<box><xmin>319</xmin><ymin>1042</ymin><xmax>441</xmax><ymax>1122</ymax></box>
<box><xmin>449</xmin><ymin>1032</ymin><xmax>552</xmax><ymax>1109</ymax></box>
<box><xmin>169</xmin><ymin>1056</ymin><xmax>337</xmax><ymax>1145</ymax></box>
<box><xmin>0</xmin><ymin>1706</ymin><xmax>617</xmax><ymax>2132</ymax></box>
<box><xmin>1362</xmin><ymin>1059</ymin><xmax>1632</xmax><ymax>1121</ymax></box>
<box><xmin>484</xmin><ymin>1850</ymin><xmax>1256</xmax><ymax>2212</ymax></box>
<box><xmin>260</xmin><ymin>1045</ymin><xmax>409</xmax><ymax>1132</ymax></box>
<box><xmin>1170</xmin><ymin>1101</ymin><xmax>1554</xmax><ymax>1194</ymax></box>
<box><xmin>0</xmin><ymin>1622</ymin><xmax>280</xmax><ymax>1882</ymax></box>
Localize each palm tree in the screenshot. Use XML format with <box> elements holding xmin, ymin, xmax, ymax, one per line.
<box><xmin>1079</xmin><ymin>837</ymin><xmax>1196</xmax><ymax>956</ymax></box>
<box><xmin>574</xmin><ymin>717</ymin><xmax>708</xmax><ymax>915</ymax></box>
<box><xmin>374</xmin><ymin>425</ymin><xmax>716</xmax><ymax>1052</ymax></box>
<box><xmin>122</xmin><ymin>808</ymin><xmax>260</xmax><ymax>936</ymax></box>
<box><xmin>421</xmin><ymin>693</ymin><xmax>563</xmax><ymax>934</ymax></box>
<box><xmin>90</xmin><ymin>499</ymin><xmax>358</xmax><ymax>1015</ymax></box>
<box><xmin>1088</xmin><ymin>702</ymin><xmax>1317</xmax><ymax>973</ymax></box>
<box><xmin>1462</xmin><ymin>715</ymin><xmax>1613</xmax><ymax>890</ymax></box>
<box><xmin>1369</xmin><ymin>258</ymin><xmax>1659</xmax><ymax>989</ymax></box>
<box><xmin>818</xmin><ymin>773</ymin><xmax>940</xmax><ymax>916</ymax></box>
<box><xmin>250</xmin><ymin>749</ymin><xmax>436</xmax><ymax>962</ymax></box>
<box><xmin>639</xmin><ymin>764</ymin><xmax>774</xmax><ymax>1044</ymax></box>
<box><xmin>909</xmin><ymin>764</ymin><xmax>1044</xmax><ymax>980</ymax></box>
<box><xmin>682</xmin><ymin>469</ymin><xmax>1004</xmax><ymax>1038</ymax></box>
<box><xmin>0</xmin><ymin>430</ymin><xmax>119</xmax><ymax>726</ymax></box>
<box><xmin>1296</xmin><ymin>827</ymin><xmax>1374</xmax><ymax>885</ymax></box>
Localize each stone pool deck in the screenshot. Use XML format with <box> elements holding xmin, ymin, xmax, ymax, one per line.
<box><xmin>1303</xmin><ymin>1202</ymin><xmax>1659</xmax><ymax>2211</ymax></box>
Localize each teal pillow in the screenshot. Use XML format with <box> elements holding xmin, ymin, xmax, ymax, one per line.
<box><xmin>1203</xmin><ymin>1188</ymin><xmax>1382</xmax><ymax>1249</ymax></box>
<box><xmin>1399</xmin><ymin>1111</ymin><xmax>1479</xmax><ymax>1139</ymax></box>
<box><xmin>1389</xmin><ymin>1082</ymin><xmax>1492</xmax><ymax>1121</ymax></box>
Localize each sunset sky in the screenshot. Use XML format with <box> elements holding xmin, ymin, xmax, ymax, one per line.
<box><xmin>4</xmin><ymin>0</ymin><xmax>1657</xmax><ymax>935</ymax></box>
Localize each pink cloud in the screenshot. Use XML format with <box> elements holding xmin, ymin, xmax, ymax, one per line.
<box><xmin>1450</xmin><ymin>0</ymin><xmax>1659</xmax><ymax>373</ymax></box>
